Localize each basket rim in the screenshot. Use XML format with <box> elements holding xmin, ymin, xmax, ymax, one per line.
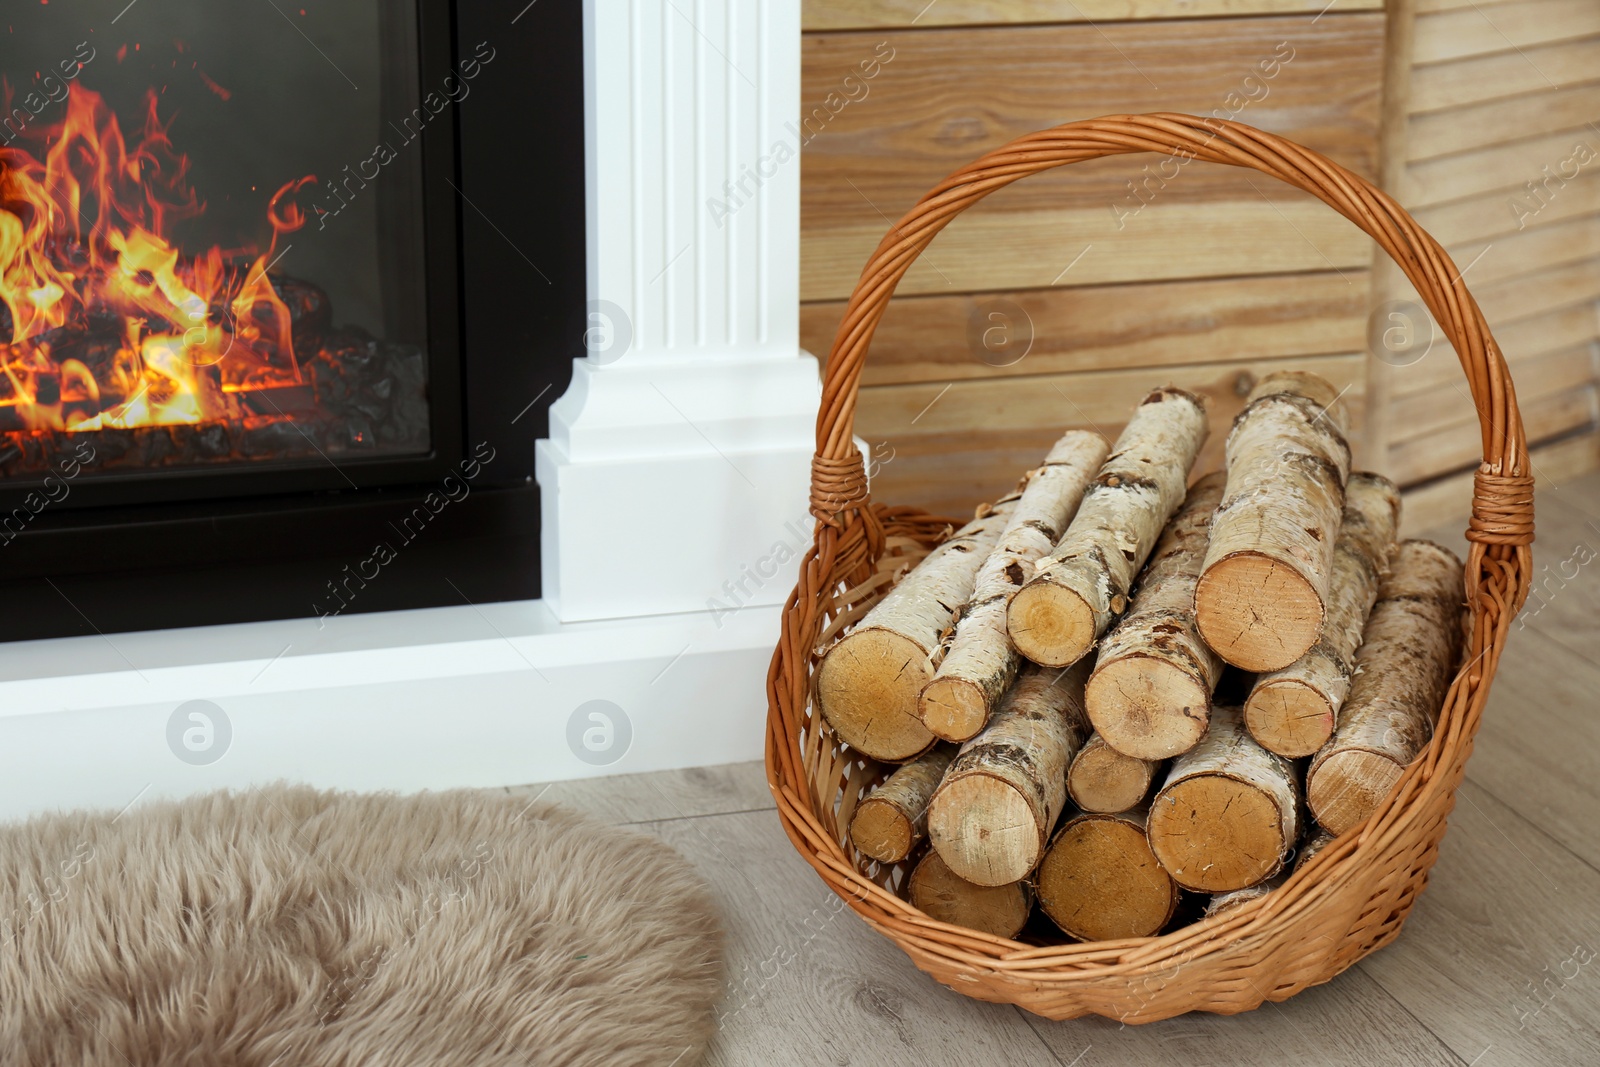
<box><xmin>763</xmin><ymin>113</ymin><xmax>1536</xmax><ymax>1019</ymax></box>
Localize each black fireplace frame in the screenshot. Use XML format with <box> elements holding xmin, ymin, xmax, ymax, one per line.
<box><xmin>0</xmin><ymin>0</ymin><xmax>584</xmax><ymax>640</ymax></box>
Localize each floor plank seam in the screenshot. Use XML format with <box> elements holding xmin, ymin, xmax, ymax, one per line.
<box><xmin>1458</xmin><ymin>773</ymin><xmax>1600</xmax><ymax>882</ymax></box>
<box><xmin>1353</xmin><ymin>961</ymin><xmax>1475</xmax><ymax>1067</ymax></box>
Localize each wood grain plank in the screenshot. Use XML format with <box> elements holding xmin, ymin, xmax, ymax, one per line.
<box><xmin>802</xmin><ymin>0</ymin><xmax>1382</xmax><ymax>31</ymax></box>
<box><xmin>1409</xmin><ymin>34</ymin><xmax>1600</xmax><ymax>113</ymax></box>
<box><xmin>1406</xmin><ymin>127</ymin><xmax>1597</xmax><ymax>208</ymax></box>
<box><xmin>1387</xmin><ymin>383</ymin><xmax>1596</xmax><ymax>484</ymax></box>
<box><xmin>1412</xmin><ymin>0</ymin><xmax>1600</xmax><ymax>65</ymax></box>
<box><xmin>1358</xmin><ymin>781</ymin><xmax>1600</xmax><ymax>1066</ymax></box>
<box><xmin>641</xmin><ymin>811</ymin><xmax>1070</xmax><ymax>1066</ymax></box>
<box><xmin>859</xmin><ymin>353</ymin><xmax>1364</xmax><ymax>516</ymax></box>
<box><xmin>1407</xmin><ymin>81</ymin><xmax>1600</xmax><ymax>162</ymax></box>
<box><xmin>801</xmin><ymin>271</ymin><xmax>1369</xmax><ymax>385</ymax></box>
<box><xmin>504</xmin><ymin>761</ymin><xmax>773</xmax><ymax>827</ymax></box>
<box><xmin>800</xmin><ymin>15</ymin><xmax>1384</xmax><ymax>299</ymax></box>
<box><xmin>1473</xmin><ymin>258</ymin><xmax>1600</xmax><ymax>335</ymax></box>
<box><xmin>1398</xmin><ymin>427</ymin><xmax>1600</xmax><ymax>536</ymax></box>
<box><xmin>1412</xmin><ymin>175</ymin><xmax>1600</xmax><ymax>248</ymax></box>
<box><xmin>1442</xmin><ymin>214</ymin><xmax>1600</xmax><ymax>290</ymax></box>
<box><xmin>1390</xmin><ymin>301</ymin><xmax>1600</xmax><ymax>396</ymax></box>
<box><xmin>803</xmin><ymin>201</ymin><xmax>1376</xmax><ymax>299</ymax></box>
<box><xmin>1389</xmin><ymin>344</ymin><xmax>1598</xmax><ymax>443</ymax></box>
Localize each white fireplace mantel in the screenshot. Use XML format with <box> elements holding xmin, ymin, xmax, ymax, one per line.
<box><xmin>0</xmin><ymin>0</ymin><xmax>816</xmax><ymax>821</ymax></box>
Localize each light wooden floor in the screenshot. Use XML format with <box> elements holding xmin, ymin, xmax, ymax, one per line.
<box><xmin>512</xmin><ymin>470</ymin><xmax>1600</xmax><ymax>1067</ymax></box>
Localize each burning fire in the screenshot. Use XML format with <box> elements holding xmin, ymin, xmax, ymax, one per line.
<box><xmin>0</xmin><ymin>86</ymin><xmax>312</xmax><ymax>433</ymax></box>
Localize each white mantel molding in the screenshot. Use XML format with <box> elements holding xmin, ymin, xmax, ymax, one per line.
<box><xmin>536</xmin><ymin>0</ymin><xmax>820</xmax><ymax>623</ymax></box>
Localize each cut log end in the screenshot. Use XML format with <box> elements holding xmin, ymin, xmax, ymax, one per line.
<box><xmin>1037</xmin><ymin>814</ymin><xmax>1179</xmax><ymax>941</ymax></box>
<box><xmin>1084</xmin><ymin>654</ymin><xmax>1210</xmax><ymax>760</ymax></box>
<box><xmin>918</xmin><ymin>676</ymin><xmax>991</xmax><ymax>743</ymax></box>
<box><xmin>1006</xmin><ymin>581</ymin><xmax>1096</xmax><ymax>668</ymax></box>
<box><xmin>1307</xmin><ymin>749</ymin><xmax>1404</xmax><ymax>835</ymax></box>
<box><xmin>1148</xmin><ymin>775</ymin><xmax>1290</xmax><ymax>892</ymax></box>
<box><xmin>849</xmin><ymin>798</ymin><xmax>915</xmax><ymax>865</ymax></box>
<box><xmin>1068</xmin><ymin>737</ymin><xmax>1158</xmax><ymax>813</ymax></box>
<box><xmin>1244</xmin><ymin>678</ymin><xmax>1336</xmax><ymax>758</ymax></box>
<box><xmin>1194</xmin><ymin>552</ymin><xmax>1325</xmax><ymax>672</ymax></box>
<box><xmin>927</xmin><ymin>773</ymin><xmax>1042</xmax><ymax>886</ymax></box>
<box><xmin>816</xmin><ymin>628</ymin><xmax>935</xmax><ymax>762</ymax></box>
<box><xmin>907</xmin><ymin>850</ymin><xmax>1031</xmax><ymax>940</ymax></box>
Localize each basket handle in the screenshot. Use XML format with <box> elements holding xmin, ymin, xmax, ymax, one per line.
<box><xmin>809</xmin><ymin>114</ymin><xmax>1534</xmax><ymax>576</ymax></box>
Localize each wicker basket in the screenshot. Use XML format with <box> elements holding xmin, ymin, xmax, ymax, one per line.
<box><xmin>765</xmin><ymin>114</ymin><xmax>1536</xmax><ymax>1021</ymax></box>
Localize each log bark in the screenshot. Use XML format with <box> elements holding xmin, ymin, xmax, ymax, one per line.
<box><xmin>1245</xmin><ymin>472</ymin><xmax>1401</xmax><ymax>757</ymax></box>
<box><xmin>920</xmin><ymin>431</ymin><xmax>1110</xmax><ymax>742</ymax></box>
<box><xmin>1067</xmin><ymin>731</ymin><xmax>1161</xmax><ymax>814</ymax></box>
<box><xmin>1147</xmin><ymin>704</ymin><xmax>1301</xmax><ymax>892</ymax></box>
<box><xmin>1008</xmin><ymin>387</ymin><xmax>1209</xmax><ymax>669</ymax></box>
<box><xmin>816</xmin><ymin>503</ymin><xmax>1014</xmax><ymax>761</ymax></box>
<box><xmin>927</xmin><ymin>661</ymin><xmax>1091</xmax><ymax>886</ymax></box>
<box><xmin>1307</xmin><ymin>539</ymin><xmax>1464</xmax><ymax>834</ymax></box>
<box><xmin>848</xmin><ymin>746</ymin><xmax>957</xmax><ymax>864</ymax></box>
<box><xmin>907</xmin><ymin>849</ymin><xmax>1032</xmax><ymax>940</ymax></box>
<box><xmin>1084</xmin><ymin>471</ymin><xmax>1227</xmax><ymax>759</ymax></box>
<box><xmin>1037</xmin><ymin>807</ymin><xmax>1180</xmax><ymax>941</ymax></box>
<box><xmin>1194</xmin><ymin>371</ymin><xmax>1354</xmax><ymax>672</ymax></box>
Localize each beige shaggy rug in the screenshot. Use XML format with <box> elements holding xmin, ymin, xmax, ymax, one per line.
<box><xmin>0</xmin><ymin>786</ymin><xmax>723</xmax><ymax>1065</ymax></box>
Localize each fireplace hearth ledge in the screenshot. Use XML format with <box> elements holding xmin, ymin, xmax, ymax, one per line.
<box><xmin>0</xmin><ymin>596</ymin><xmax>779</xmax><ymax>822</ymax></box>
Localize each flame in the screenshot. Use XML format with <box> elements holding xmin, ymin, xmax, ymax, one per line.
<box><xmin>0</xmin><ymin>86</ymin><xmax>311</xmax><ymax>432</ymax></box>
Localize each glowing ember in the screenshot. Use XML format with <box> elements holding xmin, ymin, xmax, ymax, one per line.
<box><xmin>0</xmin><ymin>86</ymin><xmax>309</xmax><ymax>434</ymax></box>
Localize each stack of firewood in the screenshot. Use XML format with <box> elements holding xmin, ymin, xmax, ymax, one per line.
<box><xmin>822</xmin><ymin>372</ymin><xmax>1466</xmax><ymax>942</ymax></box>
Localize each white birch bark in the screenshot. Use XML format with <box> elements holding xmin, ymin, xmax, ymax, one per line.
<box><xmin>1245</xmin><ymin>472</ymin><xmax>1400</xmax><ymax>756</ymax></box>
<box><xmin>920</xmin><ymin>430</ymin><xmax>1109</xmax><ymax>741</ymax></box>
<box><xmin>1195</xmin><ymin>371</ymin><xmax>1354</xmax><ymax>672</ymax></box>
<box><xmin>926</xmin><ymin>661</ymin><xmax>1091</xmax><ymax>886</ymax></box>
<box><xmin>1008</xmin><ymin>387</ymin><xmax>1209</xmax><ymax>669</ymax></box>
<box><xmin>1085</xmin><ymin>471</ymin><xmax>1227</xmax><ymax>759</ymax></box>
<box><xmin>816</xmin><ymin>501</ymin><xmax>1014</xmax><ymax>761</ymax></box>
<box><xmin>1307</xmin><ymin>540</ymin><xmax>1464</xmax><ymax>834</ymax></box>
<box><xmin>848</xmin><ymin>746</ymin><xmax>957</xmax><ymax>864</ymax></box>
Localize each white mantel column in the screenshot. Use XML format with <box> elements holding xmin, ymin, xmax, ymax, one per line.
<box><xmin>536</xmin><ymin>0</ymin><xmax>820</xmax><ymax>623</ymax></box>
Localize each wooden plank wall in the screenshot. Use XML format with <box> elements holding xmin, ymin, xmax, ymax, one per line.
<box><xmin>798</xmin><ymin>1</ymin><xmax>1388</xmax><ymax>518</ymax></box>
<box><xmin>1372</xmin><ymin>0</ymin><xmax>1600</xmax><ymax>529</ymax></box>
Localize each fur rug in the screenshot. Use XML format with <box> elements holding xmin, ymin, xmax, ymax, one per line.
<box><xmin>0</xmin><ymin>786</ymin><xmax>723</xmax><ymax>1065</ymax></box>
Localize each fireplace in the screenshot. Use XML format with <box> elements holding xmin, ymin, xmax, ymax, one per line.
<box><xmin>0</xmin><ymin>0</ymin><xmax>584</xmax><ymax>641</ymax></box>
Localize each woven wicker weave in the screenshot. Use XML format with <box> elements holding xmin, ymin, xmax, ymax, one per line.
<box><xmin>765</xmin><ymin>114</ymin><xmax>1536</xmax><ymax>1021</ymax></box>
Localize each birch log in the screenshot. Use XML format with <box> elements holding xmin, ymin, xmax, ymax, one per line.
<box><xmin>1084</xmin><ymin>472</ymin><xmax>1227</xmax><ymax>759</ymax></box>
<box><xmin>816</xmin><ymin>503</ymin><xmax>1014</xmax><ymax>761</ymax></box>
<box><xmin>1204</xmin><ymin>826</ymin><xmax>1337</xmax><ymax>917</ymax></box>
<box><xmin>1147</xmin><ymin>705</ymin><xmax>1301</xmax><ymax>892</ymax></box>
<box><xmin>1194</xmin><ymin>371</ymin><xmax>1353</xmax><ymax>672</ymax></box>
<box><xmin>1067</xmin><ymin>732</ymin><xmax>1161</xmax><ymax>814</ymax></box>
<box><xmin>848</xmin><ymin>746</ymin><xmax>956</xmax><ymax>864</ymax></box>
<box><xmin>1244</xmin><ymin>472</ymin><xmax>1401</xmax><ymax>757</ymax></box>
<box><xmin>1008</xmin><ymin>388</ymin><xmax>1209</xmax><ymax>668</ymax></box>
<box><xmin>1037</xmin><ymin>807</ymin><xmax>1180</xmax><ymax>941</ymax></box>
<box><xmin>907</xmin><ymin>850</ymin><xmax>1032</xmax><ymax>940</ymax></box>
<box><xmin>927</xmin><ymin>661</ymin><xmax>1091</xmax><ymax>886</ymax></box>
<box><xmin>1307</xmin><ymin>540</ymin><xmax>1464</xmax><ymax>834</ymax></box>
<box><xmin>920</xmin><ymin>431</ymin><xmax>1110</xmax><ymax>742</ymax></box>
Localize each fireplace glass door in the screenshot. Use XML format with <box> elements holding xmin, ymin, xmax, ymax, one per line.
<box><xmin>1</xmin><ymin>2</ymin><xmax>437</xmax><ymax>496</ymax></box>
